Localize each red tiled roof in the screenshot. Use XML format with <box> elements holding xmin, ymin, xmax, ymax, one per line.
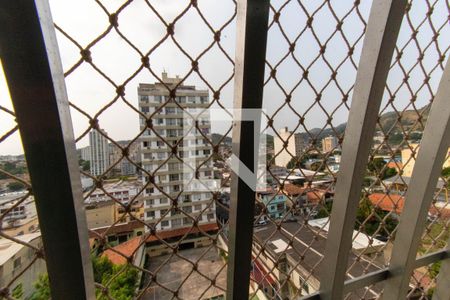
<box><xmin>429</xmin><ymin>206</ymin><xmax>450</xmax><ymax>218</ymax></box>
<box><xmin>103</xmin><ymin>236</ymin><xmax>142</xmax><ymax>265</ymax></box>
<box><xmin>281</xmin><ymin>184</ymin><xmax>305</xmax><ymax>196</ymax></box>
<box><xmin>146</xmin><ymin>223</ymin><xmax>219</xmax><ymax>243</ymax></box>
<box><xmin>387</xmin><ymin>162</ymin><xmax>403</xmax><ymax>169</ymax></box>
<box><xmin>251</xmin><ymin>259</ymin><xmax>276</xmax><ymax>285</ymax></box>
<box><xmin>368</xmin><ymin>193</ymin><xmax>405</xmax><ymax>213</ymax></box>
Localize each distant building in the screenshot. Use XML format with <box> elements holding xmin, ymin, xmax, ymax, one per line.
<box><xmin>139</xmin><ymin>72</ymin><xmax>216</xmax><ymax>232</ymax></box>
<box><xmin>89</xmin><ymin>129</ymin><xmax>110</xmax><ymax>176</ymax></box>
<box><xmin>256</xmin><ymin>189</ymin><xmax>287</xmax><ymax>219</ymax></box>
<box><xmin>85</xmin><ymin>179</ymin><xmax>142</xmax><ymax>205</ymax></box>
<box><xmin>402</xmin><ymin>143</ymin><xmax>450</xmax><ymax>177</ymax></box>
<box><xmin>274</xmin><ymin>127</ymin><xmax>305</xmax><ymax>167</ymax></box>
<box><xmin>80</xmin><ymin>146</ymin><xmax>91</xmax><ymax>162</ymax></box>
<box><xmin>109</xmin><ymin>141</ymin><xmax>140</xmax><ymax>176</ymax></box>
<box><xmin>322</xmin><ymin>136</ymin><xmax>338</xmax><ymax>153</ymax></box>
<box><xmin>0</xmin><ymin>192</ymin><xmax>38</xmax><ymax>236</ymax></box>
<box><xmin>0</xmin><ymin>233</ymin><xmax>46</xmax><ymax>298</ymax></box>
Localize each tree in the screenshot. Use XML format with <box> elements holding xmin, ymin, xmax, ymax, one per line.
<box><xmin>310</xmin><ymin>161</ymin><xmax>325</xmax><ymax>172</ymax></box>
<box><xmin>98</xmin><ymin>265</ymin><xmax>138</xmax><ymax>300</ymax></box>
<box><xmin>29</xmin><ymin>274</ymin><xmax>51</xmax><ymax>300</ymax></box>
<box><xmin>286</xmin><ymin>157</ymin><xmax>299</xmax><ymax>169</ymax></box>
<box><xmin>92</xmin><ymin>255</ymin><xmax>114</xmax><ymax>283</ymax></box>
<box><xmin>7</xmin><ymin>182</ymin><xmax>25</xmax><ymax>192</ymax></box>
<box><xmin>29</xmin><ymin>256</ymin><xmax>138</xmax><ymax>300</ymax></box>
<box><xmin>12</xmin><ymin>283</ymin><xmax>23</xmax><ymax>299</ymax></box>
<box><xmin>367</xmin><ymin>158</ymin><xmax>386</xmax><ymax>174</ymax></box>
<box><xmin>355</xmin><ymin>196</ymin><xmax>398</xmax><ymax>238</ymax></box>
<box><xmin>383</xmin><ymin>167</ymin><xmax>397</xmax><ymax>179</ymax></box>
<box><xmin>442</xmin><ymin>167</ymin><xmax>450</xmax><ymax>179</ymax></box>
<box><xmin>79</xmin><ymin>159</ymin><xmax>90</xmax><ymax>172</ymax></box>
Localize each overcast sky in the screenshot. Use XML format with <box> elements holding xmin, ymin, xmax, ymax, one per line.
<box><xmin>0</xmin><ymin>0</ymin><xmax>448</xmax><ymax>155</ymax></box>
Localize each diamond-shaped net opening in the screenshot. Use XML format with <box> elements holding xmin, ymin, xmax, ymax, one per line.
<box><xmin>0</xmin><ymin>64</ymin><xmax>46</xmax><ymax>299</ymax></box>
<box><xmin>51</xmin><ymin>0</ymin><xmax>235</xmax><ymax>298</ymax></box>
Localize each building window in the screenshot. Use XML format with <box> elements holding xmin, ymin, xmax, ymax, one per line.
<box><xmin>161</xmin><ymin>220</ymin><xmax>169</xmax><ymax>227</ymax></box>
<box><xmin>146</xmin><ymin>211</ymin><xmax>155</xmax><ymax>218</ymax></box>
<box><xmin>13</xmin><ymin>257</ymin><xmax>21</xmax><ymax>270</ymax></box>
<box><xmin>172</xmin><ymin>218</ymin><xmax>182</xmax><ymax>228</ymax></box>
<box><xmin>141</xmin><ymin>106</ymin><xmax>149</xmax><ymax>113</ymax></box>
<box><xmin>140</xmin><ymin>95</ymin><xmax>149</xmax><ymax>102</ymax></box>
<box><xmin>169</xmin><ymin>174</ymin><xmax>179</xmax><ymax>181</ymax></box>
<box><xmin>146</xmin><ymin>187</ymin><xmax>154</xmax><ymax>194</ymax></box>
<box><xmin>183</xmin><ymin>217</ymin><xmax>193</xmax><ymax>225</ymax></box>
<box><xmin>194</xmin><ymin>204</ymin><xmax>202</xmax><ymax>211</ymax></box>
<box><xmin>182</xmin><ymin>206</ymin><xmax>192</xmax><ymax>213</ymax></box>
<box><xmin>167</xmin><ymin>129</ymin><xmax>177</xmax><ymax>137</ymax></box>
<box><xmin>171</xmin><ymin>208</ymin><xmax>181</xmax><ymax>216</ymax></box>
<box><xmin>146</xmin><ymin>199</ymin><xmax>154</xmax><ymax>206</ymax></box>
<box><xmin>160</xmin><ymin>198</ymin><xmax>168</xmax><ymax>204</ymax></box>
<box><xmin>165</xmin><ymin>107</ymin><xmax>176</xmax><ymax>114</ymax></box>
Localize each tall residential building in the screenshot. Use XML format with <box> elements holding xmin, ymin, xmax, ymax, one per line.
<box><xmin>80</xmin><ymin>146</ymin><xmax>91</xmax><ymax>161</ymax></box>
<box><xmin>89</xmin><ymin>129</ymin><xmax>110</xmax><ymax>176</ymax></box>
<box><xmin>138</xmin><ymin>72</ymin><xmax>215</xmax><ymax>231</ymax></box>
<box><xmin>274</xmin><ymin>127</ymin><xmax>305</xmax><ymax>167</ymax></box>
<box><xmin>322</xmin><ymin>136</ymin><xmax>338</xmax><ymax>153</ymax></box>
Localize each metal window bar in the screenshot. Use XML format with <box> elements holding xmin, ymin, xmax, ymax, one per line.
<box><xmin>381</xmin><ymin>53</ymin><xmax>450</xmax><ymax>300</ymax></box>
<box><xmin>0</xmin><ymin>0</ymin><xmax>95</xmax><ymax>299</ymax></box>
<box><xmin>226</xmin><ymin>1</ymin><xmax>270</xmax><ymax>299</ymax></box>
<box><xmin>319</xmin><ymin>0</ymin><xmax>407</xmax><ymax>299</ymax></box>
<box><xmin>0</xmin><ymin>0</ymin><xmax>450</xmax><ymax>300</ymax></box>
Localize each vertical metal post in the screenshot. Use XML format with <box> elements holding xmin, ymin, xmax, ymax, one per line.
<box><xmin>319</xmin><ymin>1</ymin><xmax>407</xmax><ymax>299</ymax></box>
<box><xmin>226</xmin><ymin>0</ymin><xmax>270</xmax><ymax>299</ymax></box>
<box><xmin>433</xmin><ymin>237</ymin><xmax>450</xmax><ymax>300</ymax></box>
<box><xmin>382</xmin><ymin>58</ymin><xmax>450</xmax><ymax>300</ymax></box>
<box><xmin>0</xmin><ymin>1</ymin><xmax>95</xmax><ymax>299</ymax></box>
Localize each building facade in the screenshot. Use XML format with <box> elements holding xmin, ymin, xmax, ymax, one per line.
<box><xmin>89</xmin><ymin>129</ymin><xmax>110</xmax><ymax>176</ymax></box>
<box><xmin>321</xmin><ymin>136</ymin><xmax>338</xmax><ymax>153</ymax></box>
<box><xmin>80</xmin><ymin>145</ymin><xmax>91</xmax><ymax>162</ymax></box>
<box><xmin>139</xmin><ymin>72</ymin><xmax>216</xmax><ymax>232</ymax></box>
<box><xmin>0</xmin><ymin>233</ymin><xmax>47</xmax><ymax>299</ymax></box>
<box><xmin>274</xmin><ymin>127</ymin><xmax>305</xmax><ymax>167</ymax></box>
<box><xmin>402</xmin><ymin>143</ymin><xmax>450</xmax><ymax>177</ymax></box>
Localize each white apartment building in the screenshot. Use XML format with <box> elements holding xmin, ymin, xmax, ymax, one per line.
<box><xmin>0</xmin><ymin>192</ymin><xmax>37</xmax><ymax>233</ymax></box>
<box><xmin>85</xmin><ymin>179</ymin><xmax>142</xmax><ymax>205</ymax></box>
<box><xmin>0</xmin><ymin>233</ymin><xmax>46</xmax><ymax>298</ymax></box>
<box><xmin>274</xmin><ymin>127</ymin><xmax>305</xmax><ymax>167</ymax></box>
<box><xmin>89</xmin><ymin>129</ymin><xmax>110</xmax><ymax>176</ymax></box>
<box><xmin>139</xmin><ymin>72</ymin><xmax>216</xmax><ymax>231</ymax></box>
<box><xmin>80</xmin><ymin>145</ymin><xmax>91</xmax><ymax>161</ymax></box>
